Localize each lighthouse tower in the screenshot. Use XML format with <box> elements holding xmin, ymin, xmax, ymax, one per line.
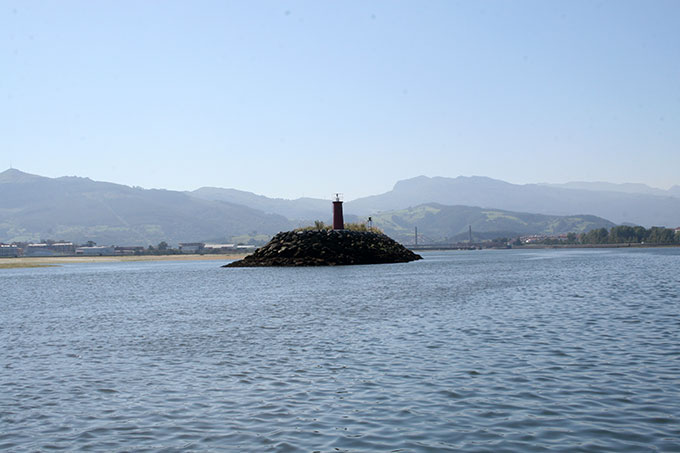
<box><xmin>332</xmin><ymin>193</ymin><xmax>344</xmax><ymax>230</ymax></box>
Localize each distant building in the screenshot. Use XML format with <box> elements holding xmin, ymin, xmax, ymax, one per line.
<box><xmin>204</xmin><ymin>243</ymin><xmax>237</xmax><ymax>252</ymax></box>
<box><xmin>24</xmin><ymin>244</ymin><xmax>55</xmax><ymax>257</ymax></box>
<box><xmin>50</xmin><ymin>242</ymin><xmax>76</xmax><ymax>255</ymax></box>
<box><xmin>179</xmin><ymin>242</ymin><xmax>205</xmax><ymax>254</ymax></box>
<box><xmin>115</xmin><ymin>246</ymin><xmax>145</xmax><ymax>255</ymax></box>
<box><xmin>0</xmin><ymin>244</ymin><xmax>20</xmax><ymax>257</ymax></box>
<box><xmin>204</xmin><ymin>243</ymin><xmax>236</xmax><ymax>249</ymax></box>
<box><xmin>75</xmin><ymin>246</ymin><xmax>115</xmax><ymax>256</ymax></box>
<box><xmin>24</xmin><ymin>242</ymin><xmax>75</xmax><ymax>256</ymax></box>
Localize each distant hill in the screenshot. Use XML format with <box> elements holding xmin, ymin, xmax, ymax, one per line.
<box><xmin>0</xmin><ymin>169</ymin><xmax>292</xmax><ymax>245</ymax></box>
<box><xmin>190</xmin><ymin>187</ymin><xmax>329</xmax><ymax>221</ymax></box>
<box><xmin>540</xmin><ymin>181</ymin><xmax>676</xmax><ymax>197</ymax></box>
<box><xmin>371</xmin><ymin>204</ymin><xmax>616</xmax><ymax>244</ymax></box>
<box><xmin>346</xmin><ymin>176</ymin><xmax>680</xmax><ymax>227</ymax></box>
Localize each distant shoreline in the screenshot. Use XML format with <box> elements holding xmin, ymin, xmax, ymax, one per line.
<box><xmin>518</xmin><ymin>243</ymin><xmax>680</xmax><ymax>249</ymax></box>
<box><xmin>0</xmin><ymin>253</ymin><xmax>248</xmax><ymax>269</ymax></box>
<box><xmin>409</xmin><ymin>243</ymin><xmax>680</xmax><ymax>251</ymax></box>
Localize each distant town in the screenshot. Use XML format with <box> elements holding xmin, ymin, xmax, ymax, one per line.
<box><xmin>2</xmin><ymin>224</ymin><xmax>679</xmax><ymax>259</ymax></box>
<box><xmin>0</xmin><ymin>241</ymin><xmax>256</xmax><ymax>258</ymax></box>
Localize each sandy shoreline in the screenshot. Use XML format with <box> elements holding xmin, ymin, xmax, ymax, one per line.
<box><xmin>0</xmin><ymin>253</ymin><xmax>248</xmax><ymax>268</ymax></box>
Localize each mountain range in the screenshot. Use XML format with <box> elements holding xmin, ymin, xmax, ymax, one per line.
<box><xmin>1</xmin><ymin>169</ymin><xmax>678</xmax><ymax>245</ymax></box>
<box><xmin>0</xmin><ymin>169</ymin><xmax>292</xmax><ymax>245</ymax></box>
<box><xmin>541</xmin><ymin>181</ymin><xmax>680</xmax><ymax>198</ymax></box>
<box><xmin>342</xmin><ymin>176</ymin><xmax>680</xmax><ymax>228</ymax></box>
<box><xmin>193</xmin><ymin>175</ymin><xmax>680</xmax><ymax>228</ymax></box>
<box><xmin>191</xmin><ymin>186</ymin><xmax>330</xmax><ymax>222</ymax></box>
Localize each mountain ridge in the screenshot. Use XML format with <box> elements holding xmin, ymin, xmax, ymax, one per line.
<box><xmin>2</xmin><ymin>169</ymin><xmax>679</xmax><ymax>245</ymax></box>
<box><xmin>0</xmin><ymin>169</ymin><xmax>293</xmax><ymax>245</ymax></box>
<box><xmin>190</xmin><ymin>186</ymin><xmax>329</xmax><ymax>221</ymax></box>
<box><xmin>539</xmin><ymin>181</ymin><xmax>676</xmax><ymax>197</ymax></box>
<box><xmin>345</xmin><ymin>175</ymin><xmax>680</xmax><ymax>227</ymax></box>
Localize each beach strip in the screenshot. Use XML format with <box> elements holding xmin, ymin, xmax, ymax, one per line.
<box><xmin>0</xmin><ymin>253</ymin><xmax>248</xmax><ymax>269</ymax></box>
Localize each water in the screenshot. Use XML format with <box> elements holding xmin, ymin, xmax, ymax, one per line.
<box><xmin>2</xmin><ymin>249</ymin><xmax>679</xmax><ymax>452</ymax></box>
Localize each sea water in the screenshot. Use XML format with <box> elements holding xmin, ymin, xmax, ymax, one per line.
<box><xmin>2</xmin><ymin>249</ymin><xmax>679</xmax><ymax>451</ymax></box>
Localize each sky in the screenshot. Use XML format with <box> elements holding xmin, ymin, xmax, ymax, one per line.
<box><xmin>2</xmin><ymin>1</ymin><xmax>679</xmax><ymax>200</ymax></box>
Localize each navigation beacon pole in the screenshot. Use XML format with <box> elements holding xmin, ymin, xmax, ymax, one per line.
<box><xmin>332</xmin><ymin>193</ymin><xmax>344</xmax><ymax>230</ymax></box>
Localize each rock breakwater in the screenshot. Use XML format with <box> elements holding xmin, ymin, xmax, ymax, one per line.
<box><xmin>224</xmin><ymin>230</ymin><xmax>422</xmax><ymax>267</ymax></box>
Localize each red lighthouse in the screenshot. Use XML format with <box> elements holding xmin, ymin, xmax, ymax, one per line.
<box><xmin>332</xmin><ymin>193</ymin><xmax>344</xmax><ymax>230</ymax></box>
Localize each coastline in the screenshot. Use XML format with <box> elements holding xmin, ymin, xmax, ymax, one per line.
<box><xmin>409</xmin><ymin>243</ymin><xmax>680</xmax><ymax>251</ymax></box>
<box><xmin>514</xmin><ymin>243</ymin><xmax>680</xmax><ymax>250</ymax></box>
<box><xmin>0</xmin><ymin>253</ymin><xmax>247</xmax><ymax>269</ymax></box>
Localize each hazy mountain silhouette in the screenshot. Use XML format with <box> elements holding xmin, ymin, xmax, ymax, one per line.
<box><xmin>190</xmin><ymin>187</ymin><xmax>329</xmax><ymax>221</ymax></box>
<box><xmin>190</xmin><ymin>176</ymin><xmax>680</xmax><ymax>228</ymax></box>
<box><xmin>346</xmin><ymin>176</ymin><xmax>680</xmax><ymax>227</ymax></box>
<box><xmin>0</xmin><ymin>169</ymin><xmax>292</xmax><ymax>245</ymax></box>
<box><xmin>540</xmin><ymin>181</ymin><xmax>677</xmax><ymax>197</ymax></box>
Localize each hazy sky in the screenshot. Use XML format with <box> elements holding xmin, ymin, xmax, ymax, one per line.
<box><xmin>2</xmin><ymin>1</ymin><xmax>679</xmax><ymax>200</ymax></box>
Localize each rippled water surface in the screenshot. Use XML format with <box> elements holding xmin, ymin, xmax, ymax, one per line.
<box><xmin>2</xmin><ymin>249</ymin><xmax>680</xmax><ymax>452</ymax></box>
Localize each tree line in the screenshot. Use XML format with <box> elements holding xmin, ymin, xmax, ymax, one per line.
<box><xmin>580</xmin><ymin>225</ymin><xmax>679</xmax><ymax>244</ymax></box>
<box><xmin>536</xmin><ymin>225</ymin><xmax>680</xmax><ymax>245</ymax></box>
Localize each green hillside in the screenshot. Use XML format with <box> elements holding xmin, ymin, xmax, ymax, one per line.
<box><xmin>0</xmin><ymin>169</ymin><xmax>292</xmax><ymax>245</ymax></box>
<box><xmin>371</xmin><ymin>204</ymin><xmax>615</xmax><ymax>244</ymax></box>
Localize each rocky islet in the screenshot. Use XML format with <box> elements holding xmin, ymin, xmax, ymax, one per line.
<box><xmin>224</xmin><ymin>229</ymin><xmax>422</xmax><ymax>267</ymax></box>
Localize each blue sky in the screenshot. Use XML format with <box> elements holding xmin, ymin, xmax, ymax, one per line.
<box><xmin>2</xmin><ymin>1</ymin><xmax>679</xmax><ymax>200</ymax></box>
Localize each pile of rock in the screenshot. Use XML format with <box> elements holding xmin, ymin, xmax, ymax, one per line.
<box><xmin>224</xmin><ymin>229</ymin><xmax>422</xmax><ymax>267</ymax></box>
